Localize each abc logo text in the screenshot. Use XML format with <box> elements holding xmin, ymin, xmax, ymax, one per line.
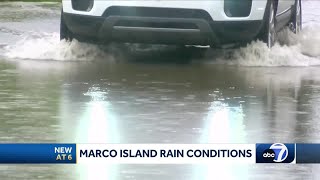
<box><xmin>256</xmin><ymin>143</ymin><xmax>295</xmax><ymax>163</ymax></box>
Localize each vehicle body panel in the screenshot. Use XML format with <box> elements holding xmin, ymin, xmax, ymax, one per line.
<box><xmin>62</xmin><ymin>0</ymin><xmax>268</xmax><ymax>21</ymax></box>
<box><xmin>61</xmin><ymin>0</ymin><xmax>297</xmax><ymax>46</ymax></box>
<box><xmin>277</xmin><ymin>0</ymin><xmax>295</xmax><ymax>15</ymax></box>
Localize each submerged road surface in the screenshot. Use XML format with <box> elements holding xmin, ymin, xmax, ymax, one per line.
<box><xmin>0</xmin><ymin>1</ymin><xmax>320</xmax><ymax>180</ymax></box>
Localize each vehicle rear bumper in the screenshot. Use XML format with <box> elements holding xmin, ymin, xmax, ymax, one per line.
<box><xmin>63</xmin><ymin>12</ymin><xmax>264</xmax><ymax>46</ymax></box>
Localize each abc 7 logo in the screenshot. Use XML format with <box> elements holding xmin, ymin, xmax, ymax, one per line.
<box><xmin>262</xmin><ymin>143</ymin><xmax>289</xmax><ymax>163</ymax></box>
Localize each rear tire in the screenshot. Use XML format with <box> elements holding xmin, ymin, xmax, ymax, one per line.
<box><xmin>289</xmin><ymin>0</ymin><xmax>302</xmax><ymax>33</ymax></box>
<box><xmin>60</xmin><ymin>10</ymin><xmax>73</xmax><ymax>41</ymax></box>
<box><xmin>261</xmin><ymin>1</ymin><xmax>277</xmax><ymax>48</ymax></box>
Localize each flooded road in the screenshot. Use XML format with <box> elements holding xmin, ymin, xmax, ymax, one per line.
<box><xmin>0</xmin><ymin>1</ymin><xmax>320</xmax><ymax>180</ymax></box>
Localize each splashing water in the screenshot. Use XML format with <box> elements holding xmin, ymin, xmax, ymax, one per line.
<box><xmin>1</xmin><ymin>1</ymin><xmax>319</xmax><ymax>66</ymax></box>
<box><xmin>217</xmin><ymin>26</ymin><xmax>320</xmax><ymax>67</ymax></box>
<box><xmin>4</xmin><ymin>25</ymin><xmax>319</xmax><ymax>65</ymax></box>
<box><xmin>4</xmin><ymin>33</ymin><xmax>115</xmax><ymax>61</ymax></box>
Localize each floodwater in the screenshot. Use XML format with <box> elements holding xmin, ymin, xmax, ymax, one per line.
<box><xmin>0</xmin><ymin>1</ymin><xmax>320</xmax><ymax>180</ymax></box>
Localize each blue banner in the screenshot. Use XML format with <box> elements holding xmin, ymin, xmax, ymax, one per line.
<box><xmin>0</xmin><ymin>144</ymin><xmax>76</xmax><ymax>164</ymax></box>
<box><xmin>296</xmin><ymin>143</ymin><xmax>320</xmax><ymax>164</ymax></box>
<box><xmin>0</xmin><ymin>143</ymin><xmax>319</xmax><ymax>164</ymax></box>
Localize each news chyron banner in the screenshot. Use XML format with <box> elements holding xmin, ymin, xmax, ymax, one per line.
<box><xmin>0</xmin><ymin>143</ymin><xmax>319</xmax><ymax>164</ymax></box>
<box><xmin>78</xmin><ymin>144</ymin><xmax>255</xmax><ymax>164</ymax></box>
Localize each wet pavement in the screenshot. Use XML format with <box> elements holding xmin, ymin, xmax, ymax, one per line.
<box><xmin>0</xmin><ymin>1</ymin><xmax>320</xmax><ymax>180</ymax></box>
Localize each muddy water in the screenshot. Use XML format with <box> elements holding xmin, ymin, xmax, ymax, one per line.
<box><xmin>0</xmin><ymin>1</ymin><xmax>320</xmax><ymax>180</ymax></box>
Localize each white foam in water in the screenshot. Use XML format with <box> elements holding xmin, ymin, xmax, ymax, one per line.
<box><xmin>299</xmin><ymin>27</ymin><xmax>320</xmax><ymax>58</ymax></box>
<box><xmin>4</xmin><ymin>33</ymin><xmax>114</xmax><ymax>61</ymax></box>
<box><xmin>4</xmin><ymin>27</ymin><xmax>319</xmax><ymax>66</ymax></box>
<box><xmin>4</xmin><ymin>27</ymin><xmax>320</xmax><ymax>66</ymax></box>
<box><xmin>2</xmin><ymin>1</ymin><xmax>320</xmax><ymax>66</ymax></box>
<box><xmin>204</xmin><ymin>25</ymin><xmax>319</xmax><ymax>67</ymax></box>
<box><xmin>212</xmin><ymin>0</ymin><xmax>320</xmax><ymax>67</ymax></box>
<box><xmin>232</xmin><ymin>26</ymin><xmax>320</xmax><ymax>66</ymax></box>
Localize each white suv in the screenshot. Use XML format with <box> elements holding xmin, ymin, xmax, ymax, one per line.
<box><xmin>60</xmin><ymin>0</ymin><xmax>302</xmax><ymax>48</ymax></box>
